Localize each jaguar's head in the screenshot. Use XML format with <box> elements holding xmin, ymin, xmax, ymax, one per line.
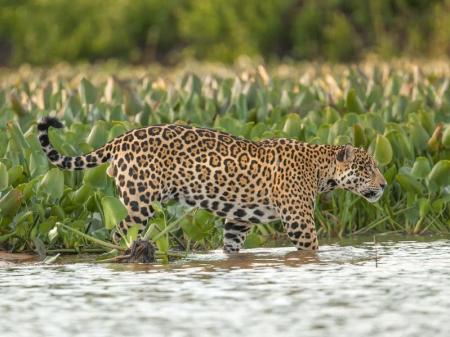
<box><xmin>333</xmin><ymin>145</ymin><xmax>387</xmax><ymax>203</ymax></box>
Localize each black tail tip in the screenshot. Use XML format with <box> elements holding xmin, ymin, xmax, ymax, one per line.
<box><xmin>37</xmin><ymin>117</ymin><xmax>64</xmax><ymax>131</ymax></box>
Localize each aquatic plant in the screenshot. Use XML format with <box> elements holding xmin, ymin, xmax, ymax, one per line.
<box><xmin>0</xmin><ymin>62</ymin><xmax>449</xmax><ymax>258</ymax></box>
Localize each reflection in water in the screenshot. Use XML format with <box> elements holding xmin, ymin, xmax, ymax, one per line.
<box><xmin>1</xmin><ymin>237</ymin><xmax>450</xmax><ymax>337</ymax></box>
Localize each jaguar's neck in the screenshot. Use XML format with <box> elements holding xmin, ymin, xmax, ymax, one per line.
<box><xmin>315</xmin><ymin>144</ymin><xmax>341</xmax><ymax>193</ymax></box>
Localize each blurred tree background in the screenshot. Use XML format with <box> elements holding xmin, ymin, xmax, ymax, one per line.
<box><xmin>0</xmin><ymin>0</ymin><xmax>449</xmax><ymax>65</ymax></box>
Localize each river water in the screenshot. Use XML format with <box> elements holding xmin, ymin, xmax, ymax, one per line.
<box><xmin>1</xmin><ymin>236</ymin><xmax>450</xmax><ymax>337</ymax></box>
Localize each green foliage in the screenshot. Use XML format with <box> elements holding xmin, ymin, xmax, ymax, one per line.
<box><xmin>0</xmin><ymin>61</ymin><xmax>449</xmax><ymax>256</ymax></box>
<box><xmin>0</xmin><ymin>0</ymin><xmax>449</xmax><ymax>64</ymax></box>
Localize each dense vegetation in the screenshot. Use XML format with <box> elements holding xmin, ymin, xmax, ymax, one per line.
<box><xmin>0</xmin><ymin>0</ymin><xmax>449</xmax><ymax>65</ymax></box>
<box><xmin>0</xmin><ymin>61</ymin><xmax>449</xmax><ymax>260</ymax></box>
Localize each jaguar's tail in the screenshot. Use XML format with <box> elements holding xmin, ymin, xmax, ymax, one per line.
<box><xmin>37</xmin><ymin>117</ymin><xmax>112</xmax><ymax>170</ymax></box>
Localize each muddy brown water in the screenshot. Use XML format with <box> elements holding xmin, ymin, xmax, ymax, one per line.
<box><xmin>1</xmin><ymin>236</ymin><xmax>450</xmax><ymax>337</ymax></box>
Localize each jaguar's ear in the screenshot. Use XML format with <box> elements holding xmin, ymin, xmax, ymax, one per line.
<box><xmin>336</xmin><ymin>144</ymin><xmax>354</xmax><ymax>162</ymax></box>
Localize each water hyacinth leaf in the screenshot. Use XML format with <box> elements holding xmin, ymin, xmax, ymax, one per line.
<box><xmin>317</xmin><ymin>124</ymin><xmax>330</xmax><ymax>144</ymax></box>
<box><xmin>124</xmin><ymin>88</ymin><xmax>142</xmax><ymax>115</ymax></box>
<box><xmin>215</xmin><ymin>116</ymin><xmax>242</xmax><ymax>135</ymax></box>
<box><xmin>283</xmin><ymin>113</ymin><xmax>302</xmax><ymax>138</ymax></box>
<box><xmin>307</xmin><ymin>110</ymin><xmax>324</xmax><ymax>126</ymax></box>
<box><xmin>427</xmin><ymin>124</ymin><xmax>443</xmax><ymax>153</ymax></box>
<box><xmin>83</xmin><ymin>163</ymin><xmax>108</xmax><ymax>189</ymax></box>
<box><xmin>418</xmin><ymin>198</ymin><xmax>430</xmax><ymax>218</ymax></box>
<box><xmin>418</xmin><ymin>110</ymin><xmax>435</xmax><ymax>135</ymax></box>
<box><xmin>411</xmin><ymin>157</ymin><xmax>431</xmax><ymax>179</ymax></box>
<box><xmin>279</xmin><ymin>90</ymin><xmax>291</xmax><ymax>109</ymax></box>
<box><xmin>373</xmin><ymin>134</ymin><xmax>393</xmax><ymax>166</ymax></box>
<box><xmin>385</xmin><ymin>130</ymin><xmax>414</xmax><ymax>161</ymax></box>
<box><xmin>431</xmin><ymin>199</ymin><xmax>445</xmax><ymax>214</ymax></box>
<box><xmin>181</xmin><ymin>210</ymin><xmax>215</xmax><ymax>241</ymax></box>
<box><xmin>0</xmin><ymin>133</ymin><xmax>8</xmax><ymax>158</ymax></box>
<box><xmin>0</xmin><ymin>188</ymin><xmax>22</xmax><ymax>217</ymax></box>
<box><xmin>125</xmin><ymin>224</ymin><xmax>141</xmax><ymax>244</ymax></box>
<box><xmin>409</xmin><ymin>123</ymin><xmax>429</xmax><ymax>152</ymax></box>
<box><xmin>79</xmin><ymin>78</ymin><xmax>97</xmax><ymax>105</ymax></box>
<box><xmin>87</xmin><ymin>122</ymin><xmax>108</xmax><ymax>148</ymax></box>
<box><xmin>39</xmin><ymin>168</ymin><xmax>64</xmax><ymax>200</ymax></box>
<box><xmin>0</xmin><ymin>162</ymin><xmax>8</xmax><ymax>191</ymax></box>
<box><xmin>101</xmin><ymin>196</ymin><xmax>128</xmax><ymax>230</ymax></box>
<box><xmin>7</xmin><ymin>165</ymin><xmax>24</xmax><ymax>186</ymax></box>
<box><xmin>335</xmin><ymin>135</ymin><xmax>352</xmax><ymax>145</ymax></box>
<box><xmin>352</xmin><ymin>123</ymin><xmax>366</xmax><ymax>147</ymax></box>
<box><xmin>71</xmin><ymin>184</ymin><xmax>93</xmax><ymax>205</ymax></box>
<box><xmin>9</xmin><ymin>90</ymin><xmax>27</xmax><ymax>116</ymax></box>
<box><xmin>395</xmin><ymin>172</ymin><xmax>423</xmax><ymax>195</ymax></box>
<box><xmin>442</xmin><ymin>124</ymin><xmax>450</xmax><ymax>149</ymax></box>
<box><xmin>383</xmin><ymin>165</ymin><xmax>397</xmax><ymax>185</ymax></box>
<box><xmin>346</xmin><ymin>89</ymin><xmax>365</xmax><ymax>114</ymax></box>
<box><xmin>244</xmin><ymin>233</ymin><xmax>262</xmax><ymax>249</ymax></box>
<box><xmin>7</xmin><ymin>121</ymin><xmax>30</xmax><ymax>151</ymax></box>
<box><xmin>324</xmin><ymin>107</ymin><xmax>340</xmax><ymax>124</ymax></box>
<box><xmin>328</xmin><ymin>120</ymin><xmax>348</xmax><ymax>144</ymax></box>
<box><xmin>343</xmin><ymin>113</ymin><xmax>360</xmax><ymax>126</ymax></box>
<box><xmin>135</xmin><ymin>107</ymin><xmax>150</xmax><ymax>126</ymax></box>
<box><xmin>365</xmin><ymin>113</ymin><xmax>385</xmax><ymax>134</ymax></box>
<box><xmin>51</xmin><ymin>205</ymin><xmax>65</xmax><ymax>219</ymax></box>
<box><xmin>427</xmin><ymin>160</ymin><xmax>450</xmax><ymax>192</ymax></box>
<box><xmin>28</xmin><ymin>151</ymin><xmax>49</xmax><ymax>178</ymax></box>
<box><xmin>18</xmin><ymin>178</ymin><xmax>40</xmax><ymax>201</ymax></box>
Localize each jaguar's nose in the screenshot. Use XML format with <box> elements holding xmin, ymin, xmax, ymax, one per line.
<box><xmin>380</xmin><ymin>182</ymin><xmax>387</xmax><ymax>189</ymax></box>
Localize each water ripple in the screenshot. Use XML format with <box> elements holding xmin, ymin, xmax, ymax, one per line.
<box><xmin>1</xmin><ymin>237</ymin><xmax>450</xmax><ymax>337</ymax></box>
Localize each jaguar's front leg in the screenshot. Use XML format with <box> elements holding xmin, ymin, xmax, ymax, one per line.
<box><xmin>277</xmin><ymin>198</ymin><xmax>319</xmax><ymax>251</ymax></box>
<box><xmin>223</xmin><ymin>219</ymin><xmax>252</xmax><ymax>253</ymax></box>
<box><xmin>284</xmin><ymin>216</ymin><xmax>318</xmax><ymax>250</ymax></box>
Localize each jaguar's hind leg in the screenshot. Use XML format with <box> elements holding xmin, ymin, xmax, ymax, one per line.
<box><xmin>223</xmin><ymin>219</ymin><xmax>252</xmax><ymax>253</ymax></box>
<box><xmin>112</xmin><ymin>184</ymin><xmax>158</xmax><ymax>262</ymax></box>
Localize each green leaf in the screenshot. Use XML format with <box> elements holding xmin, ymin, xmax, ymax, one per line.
<box><xmin>181</xmin><ymin>209</ymin><xmax>215</xmax><ymax>241</ymax></box>
<box><xmin>427</xmin><ymin>160</ymin><xmax>450</xmax><ymax>192</ymax></box>
<box><xmin>346</xmin><ymin>89</ymin><xmax>365</xmax><ymax>114</ymax></box>
<box><xmin>383</xmin><ymin>165</ymin><xmax>397</xmax><ymax>185</ymax></box>
<box><xmin>28</xmin><ymin>151</ymin><xmax>49</xmax><ymax>178</ymax></box>
<box><xmin>86</xmin><ymin>122</ymin><xmax>108</xmax><ymax>148</ymax></box>
<box><xmin>244</xmin><ymin>233</ymin><xmax>261</xmax><ymax>249</ymax></box>
<box><xmin>385</xmin><ymin>130</ymin><xmax>414</xmax><ymax>161</ymax></box>
<box><xmin>0</xmin><ymin>162</ymin><xmax>8</xmax><ymax>191</ymax></box>
<box><xmin>409</xmin><ymin>123</ymin><xmax>429</xmax><ymax>152</ymax></box>
<box><xmin>418</xmin><ymin>198</ymin><xmax>430</xmax><ymax>218</ymax></box>
<box><xmin>109</xmin><ymin>124</ymin><xmax>128</xmax><ymax>140</ymax></box>
<box><xmin>0</xmin><ymin>188</ymin><xmax>23</xmax><ymax>217</ymax></box>
<box><xmin>71</xmin><ymin>184</ymin><xmax>93</xmax><ymax>205</ymax></box>
<box><xmin>101</xmin><ymin>196</ymin><xmax>128</xmax><ymax>230</ymax></box>
<box><xmin>411</xmin><ymin>157</ymin><xmax>431</xmax><ymax>179</ymax></box>
<box><xmin>83</xmin><ymin>163</ymin><xmax>108</xmax><ymax>189</ymax></box>
<box><xmin>79</xmin><ymin>78</ymin><xmax>97</xmax><ymax>105</ymax></box>
<box><xmin>442</xmin><ymin>124</ymin><xmax>450</xmax><ymax>149</ymax></box>
<box><xmin>7</xmin><ymin>121</ymin><xmax>30</xmax><ymax>150</ymax></box>
<box><xmin>373</xmin><ymin>134</ymin><xmax>393</xmax><ymax>166</ymax></box>
<box><xmin>39</xmin><ymin>168</ymin><xmax>64</xmax><ymax>199</ymax></box>
<box><xmin>324</xmin><ymin>107</ymin><xmax>340</xmax><ymax>124</ymax></box>
<box><xmin>352</xmin><ymin>123</ymin><xmax>366</xmax><ymax>147</ymax></box>
<box><xmin>396</xmin><ymin>172</ymin><xmax>423</xmax><ymax>195</ymax></box>
<box><xmin>282</xmin><ymin>113</ymin><xmax>302</xmax><ymax>138</ymax></box>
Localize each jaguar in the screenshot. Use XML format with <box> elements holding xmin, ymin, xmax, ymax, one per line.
<box><xmin>37</xmin><ymin>117</ymin><xmax>386</xmax><ymax>255</ymax></box>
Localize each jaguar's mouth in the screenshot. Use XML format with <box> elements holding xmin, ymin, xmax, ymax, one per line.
<box><xmin>362</xmin><ymin>189</ymin><xmax>383</xmax><ymax>203</ymax></box>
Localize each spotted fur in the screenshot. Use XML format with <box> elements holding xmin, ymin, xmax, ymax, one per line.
<box><xmin>38</xmin><ymin>117</ymin><xmax>386</xmax><ymax>252</ymax></box>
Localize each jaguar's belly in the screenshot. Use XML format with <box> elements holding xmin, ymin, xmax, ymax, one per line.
<box><xmin>179</xmin><ymin>197</ymin><xmax>278</xmax><ymax>224</ymax></box>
